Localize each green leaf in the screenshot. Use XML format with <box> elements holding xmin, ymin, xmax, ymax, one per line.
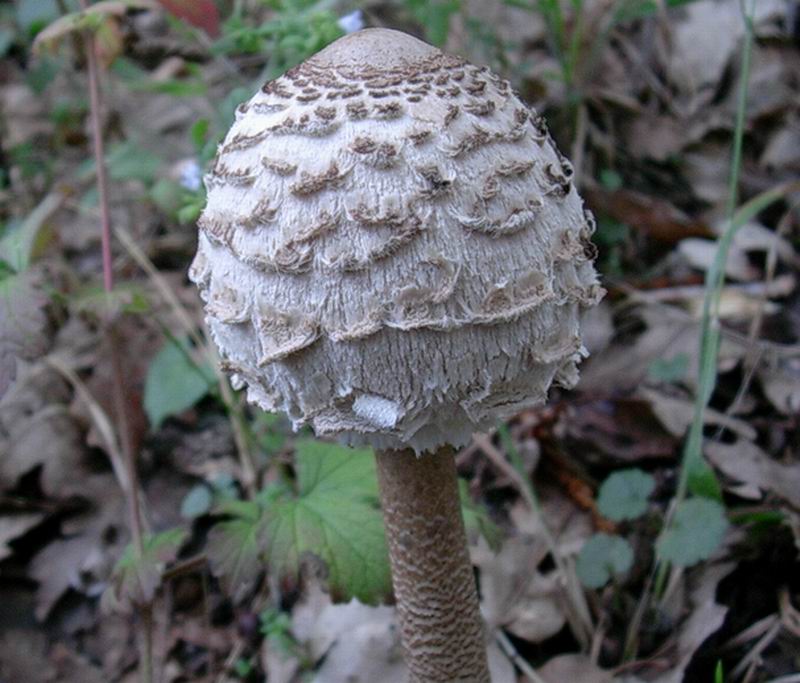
<box><xmin>576</xmin><ymin>533</ymin><xmax>634</xmax><ymax>589</ymax></box>
<box><xmin>0</xmin><ymin>192</ymin><xmax>62</xmax><ymax>272</ymax></box>
<box><xmin>181</xmin><ymin>484</ymin><xmax>213</xmax><ymax>519</ymax></box>
<box><xmin>106</xmin><ymin>141</ymin><xmax>162</xmax><ymax>184</ymax></box>
<box><xmin>177</xmin><ymin>200</ymin><xmax>203</xmax><ymax>225</ymax></box>
<box><xmin>190</xmin><ymin>118</ymin><xmax>210</xmax><ymax>152</ymax></box>
<box><xmin>657</xmin><ymin>497</ymin><xmax>728</xmax><ymax>567</ymax></box>
<box><xmin>15</xmin><ymin>0</ymin><xmax>59</xmax><ymax>35</ymax></box>
<box><xmin>262</xmin><ymin>440</ymin><xmax>391</xmax><ymax>604</ymax></box>
<box><xmin>69</xmin><ymin>282</ymin><xmax>150</xmax><ymax>318</ymax></box>
<box><xmin>599</xmin><ymin>168</ymin><xmax>623</xmax><ymax>191</ymax></box>
<box><xmin>207</xmin><ymin>499</ymin><xmax>264</xmax><ymax>599</ymax></box>
<box><xmin>144</xmin><ymin>337</ymin><xmax>214</xmax><ymax>429</ymax></box>
<box><xmin>207</xmin><ymin>441</ymin><xmax>502</xmax><ymax>604</ymax></box>
<box><xmin>0</xmin><ymin>27</ymin><xmax>14</xmax><ymax>58</ymax></box>
<box><xmin>407</xmin><ymin>0</ymin><xmax>461</xmax><ymax>46</ymax></box>
<box><xmin>648</xmin><ymin>353</ymin><xmax>689</xmax><ymax>383</ymax></box>
<box><xmin>459</xmin><ymin>480</ymin><xmax>502</xmax><ymax>551</ymax></box>
<box><xmin>597</xmin><ymin>469</ymin><xmax>655</xmax><ymax>521</ymax></box>
<box><xmin>108</xmin><ymin>528</ymin><xmax>187</xmax><ymax>609</ymax></box>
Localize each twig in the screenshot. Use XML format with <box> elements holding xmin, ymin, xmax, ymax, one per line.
<box><xmin>114</xmin><ymin>226</ymin><xmax>259</xmax><ymax>495</ymax></box>
<box><xmin>495</xmin><ymin>629</ymin><xmax>547</xmax><ymax>683</ymax></box>
<box><xmin>731</xmin><ymin>618</ymin><xmax>781</xmax><ymax>681</ymax></box>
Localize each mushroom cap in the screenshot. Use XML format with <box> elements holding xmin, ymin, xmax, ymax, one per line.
<box><xmin>190</xmin><ymin>28</ymin><xmax>604</xmax><ymax>453</ymax></box>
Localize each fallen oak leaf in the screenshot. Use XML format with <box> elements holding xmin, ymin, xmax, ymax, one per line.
<box><xmin>157</xmin><ymin>0</ymin><xmax>220</xmax><ymax>37</ymax></box>
<box><xmin>705</xmin><ymin>440</ymin><xmax>800</xmax><ymax>508</ymax></box>
<box><xmin>0</xmin><ymin>271</ymin><xmax>51</xmax><ymax>400</ymax></box>
<box><xmin>0</xmin><ymin>513</ymin><xmax>45</xmax><ymax>561</ymax></box>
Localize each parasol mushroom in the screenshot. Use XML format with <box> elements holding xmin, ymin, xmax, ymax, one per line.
<box><xmin>190</xmin><ymin>27</ymin><xmax>603</xmax><ymax>683</ymax></box>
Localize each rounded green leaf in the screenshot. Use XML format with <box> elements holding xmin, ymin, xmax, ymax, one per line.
<box><xmin>144</xmin><ymin>337</ymin><xmax>214</xmax><ymax>429</ymax></box>
<box><xmin>657</xmin><ymin>497</ymin><xmax>728</xmax><ymax>567</ymax></box>
<box><xmin>597</xmin><ymin>469</ymin><xmax>656</xmax><ymax>521</ymax></box>
<box><xmin>181</xmin><ymin>484</ymin><xmax>213</xmax><ymax>519</ymax></box>
<box><xmin>576</xmin><ymin>533</ymin><xmax>634</xmax><ymax>589</ymax></box>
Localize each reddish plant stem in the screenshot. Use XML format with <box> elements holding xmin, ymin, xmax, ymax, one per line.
<box><xmin>80</xmin><ymin>0</ymin><xmax>114</xmax><ymax>293</ymax></box>
<box><xmin>109</xmin><ymin>324</ymin><xmax>145</xmax><ymax>554</ymax></box>
<box><xmin>78</xmin><ymin>4</ymin><xmax>152</xmax><ymax>681</ymax></box>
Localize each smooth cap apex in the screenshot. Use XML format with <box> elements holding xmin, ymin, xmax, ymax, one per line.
<box><xmin>306</xmin><ymin>28</ymin><xmax>440</xmax><ymax>72</ymax></box>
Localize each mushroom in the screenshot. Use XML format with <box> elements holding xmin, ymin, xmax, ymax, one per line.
<box><xmin>191</xmin><ymin>28</ymin><xmax>603</xmax><ymax>683</ymax></box>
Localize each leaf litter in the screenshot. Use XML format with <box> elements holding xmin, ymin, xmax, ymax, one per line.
<box><xmin>0</xmin><ymin>0</ymin><xmax>799</xmax><ymax>680</ymax></box>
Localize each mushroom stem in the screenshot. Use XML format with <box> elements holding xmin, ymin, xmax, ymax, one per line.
<box><xmin>375</xmin><ymin>446</ymin><xmax>490</xmax><ymax>683</ymax></box>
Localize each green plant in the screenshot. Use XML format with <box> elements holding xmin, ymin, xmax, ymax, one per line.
<box><xmin>403</xmin><ymin>0</ymin><xmax>461</xmax><ymax>47</ymax></box>
<box><xmin>215</xmin><ymin>0</ymin><xmax>344</xmax><ymax>76</ymax></box>
<box><xmin>597</xmin><ymin>469</ymin><xmax>655</xmax><ymax>522</ymax></box>
<box><xmin>576</xmin><ymin>533</ymin><xmax>633</xmax><ymax>589</ymax></box>
<box><xmin>207</xmin><ymin>439</ymin><xmax>392</xmax><ymax>603</ymax></box>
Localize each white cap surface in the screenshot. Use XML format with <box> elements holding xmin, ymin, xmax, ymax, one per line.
<box><xmin>190</xmin><ymin>28</ymin><xmax>604</xmax><ymax>453</ymax></box>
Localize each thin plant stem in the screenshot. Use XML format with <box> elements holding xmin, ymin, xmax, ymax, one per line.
<box><xmin>673</xmin><ymin>0</ymin><xmax>756</xmax><ymax>505</ymax></box>
<box><xmin>495</xmin><ymin>629</ymin><xmax>548</xmax><ymax>683</ymax></box>
<box><xmin>78</xmin><ymin>2</ymin><xmax>153</xmax><ymax>680</ymax></box>
<box><xmin>80</xmin><ymin>0</ymin><xmax>113</xmax><ymax>294</ymax></box>
<box><xmin>113</xmin><ymin>226</ymin><xmax>260</xmax><ymax>495</ymax></box>
<box><xmin>141</xmin><ymin>604</ymin><xmax>155</xmax><ymax>683</ymax></box>
<box><xmin>109</xmin><ymin>325</ymin><xmax>144</xmax><ymax>555</ymax></box>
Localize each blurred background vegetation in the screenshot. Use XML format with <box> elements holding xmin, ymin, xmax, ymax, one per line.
<box><xmin>1</xmin><ymin>1</ymin><xmax>799</xmax><ymax>682</ymax></box>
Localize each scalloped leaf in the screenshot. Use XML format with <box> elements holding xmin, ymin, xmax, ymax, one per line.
<box><xmin>262</xmin><ymin>440</ymin><xmax>391</xmax><ymax>604</ymax></box>
<box><xmin>657</xmin><ymin>497</ymin><xmax>728</xmax><ymax>567</ymax></box>
<box><xmin>107</xmin><ymin>528</ymin><xmax>187</xmax><ymax>610</ymax></box>
<box><xmin>597</xmin><ymin>468</ymin><xmax>655</xmax><ymax>522</ymax></box>
<box><xmin>576</xmin><ymin>533</ymin><xmax>634</xmax><ymax>589</ymax></box>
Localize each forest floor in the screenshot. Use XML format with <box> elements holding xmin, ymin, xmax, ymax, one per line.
<box><xmin>0</xmin><ymin>1</ymin><xmax>799</xmax><ymax>682</ymax></box>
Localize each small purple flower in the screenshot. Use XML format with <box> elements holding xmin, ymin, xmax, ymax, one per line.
<box><xmin>337</xmin><ymin>10</ymin><xmax>364</xmax><ymax>34</ymax></box>
<box><xmin>179</xmin><ymin>159</ymin><xmax>203</xmax><ymax>192</ymax></box>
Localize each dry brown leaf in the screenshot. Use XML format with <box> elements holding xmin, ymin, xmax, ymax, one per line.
<box><xmin>585</xmin><ymin>188</ymin><xmax>710</xmax><ymax>243</ymax></box>
<box><xmin>579</xmin><ymin>305</ymin><xmax>745</xmax><ymax>394</ymax></box>
<box><xmin>0</xmin><ymin>368</ymin><xmax>91</xmax><ymax>497</ymax></box>
<box><xmin>0</xmin><ymin>629</ymin><xmax>51</xmax><ymax>682</ymax></box>
<box><xmin>761</xmin><ymin>119</ymin><xmax>800</xmax><ymax>172</ymax></box>
<box><xmin>0</xmin><ymin>271</ymin><xmax>51</xmax><ymax>400</ymax></box>
<box><xmin>475</xmin><ymin>536</ymin><xmax>565</xmax><ymax>643</ymax></box>
<box><xmin>666</xmin><ymin>0</ymin><xmax>785</xmax><ymax>102</ymax></box>
<box><xmin>537</xmin><ymin>654</ymin><xmax>611</xmax><ymax>683</ymax></box>
<box><xmin>650</xmin><ymin>563</ymin><xmax>735</xmax><ymax>683</ymax></box>
<box><xmin>678</xmin><ymin>238</ymin><xmax>759</xmax><ymax>282</ymax></box>
<box><xmin>30</xmin><ymin>476</ymin><xmax>127</xmax><ymax>620</ymax></box>
<box><xmin>0</xmin><ymin>513</ymin><xmax>45</xmax><ymax>561</ymax></box>
<box><xmin>563</xmin><ymin>398</ymin><xmax>678</xmax><ymax>463</ymax></box>
<box><xmin>640</xmin><ymin>387</ymin><xmax>756</xmax><ymax>441</ymax></box>
<box><xmin>48</xmin><ymin>643</ymin><xmax>105</xmax><ymax>683</ymax></box>
<box><xmin>705</xmin><ymin>440</ymin><xmax>800</xmax><ymax>508</ymax></box>
<box><xmin>758</xmin><ymin>358</ymin><xmax>800</xmax><ymax>416</ymax></box>
<box><xmin>682</xmin><ymin>144</ymin><xmax>733</xmax><ymax>206</ymax></box>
